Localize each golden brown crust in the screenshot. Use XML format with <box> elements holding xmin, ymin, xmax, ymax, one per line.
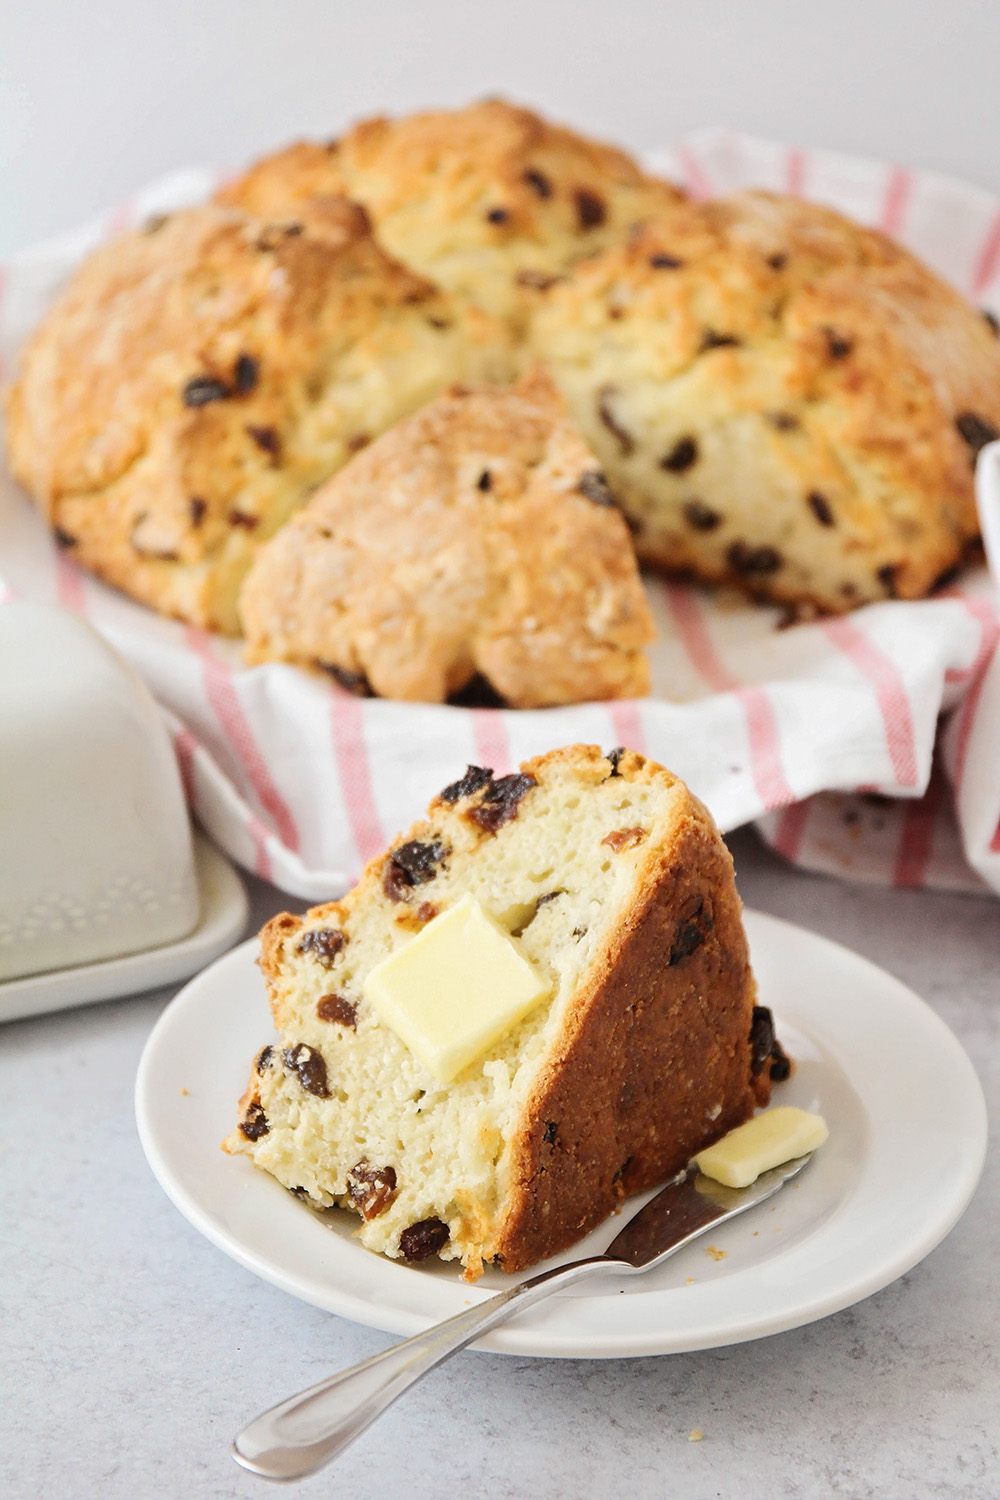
<box><xmin>532</xmin><ymin>189</ymin><xmax>1000</xmax><ymax>611</ymax></box>
<box><xmin>229</xmin><ymin>1066</ymin><xmax>263</xmax><ymax>1141</ymax></box>
<box><xmin>494</xmin><ymin>765</ymin><xmax>760</xmax><ymax>1271</ymax></box>
<box><xmin>221</xmin><ymin>98</ymin><xmax>685</xmax><ymax>329</ymax></box>
<box><xmin>257</xmin><ymin>910</ymin><xmax>307</xmax><ymax>1020</ymax></box>
<box><xmin>221</xmin><ymin>141</ymin><xmax>349</xmax><ymax>218</ymax></box>
<box><xmin>239</xmin><ymin>370</ymin><xmax>655</xmax><ymax>706</ymax></box>
<box><xmin>5</xmin><ymin>199</ymin><xmax>510</xmax><ymax>632</ymax></box>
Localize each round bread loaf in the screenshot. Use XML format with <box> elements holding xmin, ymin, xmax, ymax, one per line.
<box><xmin>5</xmin><ymin>198</ymin><xmax>511</xmax><ymax>632</ymax></box>
<box><xmin>238</xmin><ymin>371</ymin><xmax>655</xmax><ymax>706</ymax></box>
<box><xmin>220</xmin><ymin>98</ymin><xmax>685</xmax><ymax>330</ymax></box>
<box><xmin>530</xmin><ymin>190</ymin><xmax>1000</xmax><ymax>612</ymax></box>
<box><xmin>224</xmin><ymin>745</ymin><xmax>781</xmax><ymax>1281</ymax></box>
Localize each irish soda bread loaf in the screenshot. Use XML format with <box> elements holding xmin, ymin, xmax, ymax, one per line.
<box><xmin>220</xmin><ymin>98</ymin><xmax>685</xmax><ymax>330</ymax></box>
<box><xmin>223</xmin><ymin>745</ymin><xmax>781</xmax><ymax>1281</ymax></box>
<box><xmin>5</xmin><ymin>198</ymin><xmax>510</xmax><ymax>632</ymax></box>
<box><xmin>238</xmin><ymin>372</ymin><xmax>655</xmax><ymax>705</ymax></box>
<box><xmin>531</xmin><ymin>190</ymin><xmax>1000</xmax><ymax>612</ymax></box>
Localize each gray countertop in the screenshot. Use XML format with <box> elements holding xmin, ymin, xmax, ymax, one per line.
<box><xmin>5</xmin><ymin>828</ymin><xmax>999</xmax><ymax>1500</ymax></box>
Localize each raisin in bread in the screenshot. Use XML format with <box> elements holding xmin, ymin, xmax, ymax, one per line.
<box><xmin>219</xmin><ymin>98</ymin><xmax>685</xmax><ymax>332</ymax></box>
<box><xmin>238</xmin><ymin>371</ymin><xmax>655</xmax><ymax>705</ymax></box>
<box><xmin>5</xmin><ymin>198</ymin><xmax>510</xmax><ymax>633</ymax></box>
<box><xmin>530</xmin><ymin>190</ymin><xmax>1000</xmax><ymax>612</ymax></box>
<box><xmin>223</xmin><ymin>745</ymin><xmax>780</xmax><ymax>1281</ymax></box>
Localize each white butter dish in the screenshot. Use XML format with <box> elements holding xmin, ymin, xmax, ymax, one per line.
<box><xmin>0</xmin><ymin>604</ymin><xmax>199</xmax><ymax>981</ymax></box>
<box><xmin>0</xmin><ymin>832</ymin><xmax>248</xmax><ymax>1023</ymax></box>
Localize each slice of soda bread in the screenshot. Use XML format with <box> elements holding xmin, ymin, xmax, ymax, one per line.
<box><xmin>223</xmin><ymin>745</ymin><xmax>781</xmax><ymax>1280</ymax></box>
<box><xmin>238</xmin><ymin>371</ymin><xmax>655</xmax><ymax>706</ymax></box>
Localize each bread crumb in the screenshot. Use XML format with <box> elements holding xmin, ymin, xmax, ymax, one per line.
<box><xmin>688</xmin><ymin>1429</ymin><xmax>704</xmax><ymax>1442</ymax></box>
<box><xmin>180</xmin><ymin>1087</ymin><xmax>189</xmax><ymax>1096</ymax></box>
<box><xmin>706</xmin><ymin>1244</ymin><xmax>726</xmax><ymax>1262</ymax></box>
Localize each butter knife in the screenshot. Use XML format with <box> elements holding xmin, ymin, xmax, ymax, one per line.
<box><xmin>233</xmin><ymin>1153</ymin><xmax>813</xmax><ymax>1481</ymax></box>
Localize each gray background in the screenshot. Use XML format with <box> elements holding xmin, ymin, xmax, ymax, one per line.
<box><xmin>4</xmin><ymin>0</ymin><xmax>1000</xmax><ymax>256</ymax></box>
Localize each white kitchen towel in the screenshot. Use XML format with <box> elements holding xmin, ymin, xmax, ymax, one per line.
<box><xmin>2</xmin><ymin>131</ymin><xmax>1000</xmax><ymax>901</ymax></box>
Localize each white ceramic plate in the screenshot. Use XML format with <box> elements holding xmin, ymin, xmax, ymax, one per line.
<box><xmin>0</xmin><ymin>833</ymin><xmax>248</xmax><ymax>1023</ymax></box>
<box><xmin>135</xmin><ymin>909</ymin><xmax>986</xmax><ymax>1359</ymax></box>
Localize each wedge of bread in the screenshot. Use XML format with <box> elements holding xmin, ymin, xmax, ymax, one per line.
<box><xmin>239</xmin><ymin>372</ymin><xmax>655</xmax><ymax>706</ymax></box>
<box><xmin>224</xmin><ymin>745</ymin><xmax>781</xmax><ymax>1281</ymax></box>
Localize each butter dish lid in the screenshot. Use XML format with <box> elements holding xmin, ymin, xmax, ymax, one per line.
<box><xmin>0</xmin><ymin>604</ymin><xmax>200</xmax><ymax>982</ymax></box>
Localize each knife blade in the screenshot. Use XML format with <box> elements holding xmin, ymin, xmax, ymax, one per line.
<box><xmin>605</xmin><ymin>1153</ymin><xmax>813</xmax><ymax>1269</ymax></box>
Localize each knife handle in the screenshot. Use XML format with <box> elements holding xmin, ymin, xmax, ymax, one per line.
<box><xmin>232</xmin><ymin>1253</ymin><xmax>617</xmax><ymax>1482</ymax></box>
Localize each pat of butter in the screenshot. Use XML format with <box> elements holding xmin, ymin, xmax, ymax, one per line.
<box><xmin>363</xmin><ymin>893</ymin><xmax>550</xmax><ymax>1083</ymax></box>
<box><xmin>694</xmin><ymin>1106</ymin><xmax>828</xmax><ymax>1189</ymax></box>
